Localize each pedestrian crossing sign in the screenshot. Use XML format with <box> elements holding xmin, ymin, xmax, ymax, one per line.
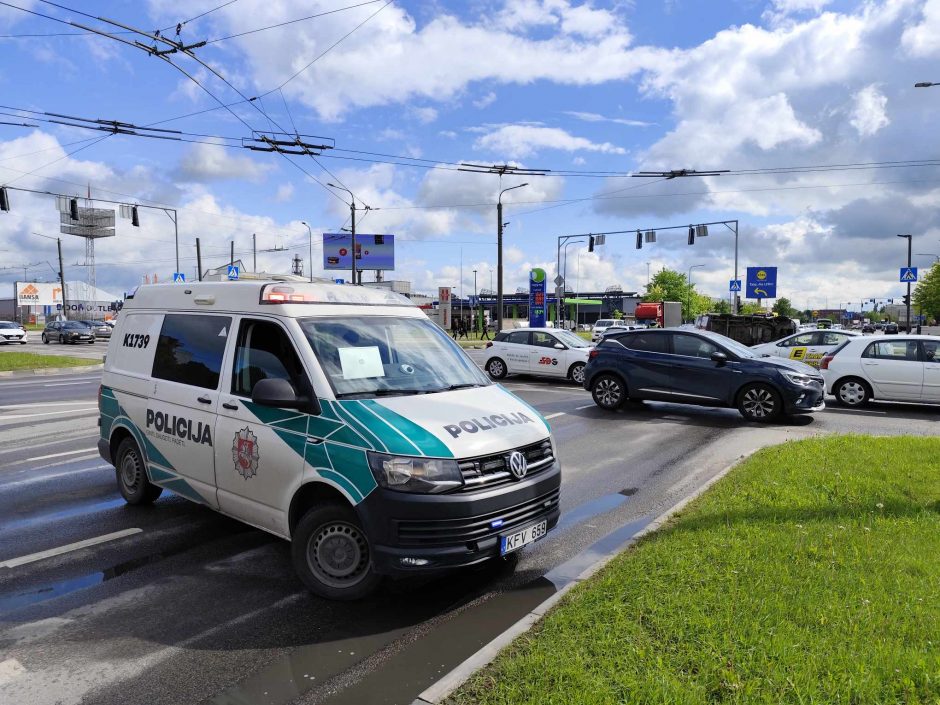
<box><xmin>899</xmin><ymin>267</ymin><xmax>918</xmax><ymax>283</ymax></box>
<box><xmin>173</xmin><ymin>272</ymin><xmax>185</xmax><ymax>283</ymax></box>
<box><xmin>729</xmin><ymin>279</ymin><xmax>742</xmax><ymax>292</ymax></box>
<box><xmin>227</xmin><ymin>265</ymin><xmax>239</xmax><ymax>281</ymax></box>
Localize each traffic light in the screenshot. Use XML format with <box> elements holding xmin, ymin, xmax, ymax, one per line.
<box><xmin>0</xmin><ymin>187</ymin><xmax>9</xmax><ymax>212</ymax></box>
<box><xmin>688</xmin><ymin>225</ymin><xmax>695</xmax><ymax>245</ymax></box>
<box><xmin>69</xmin><ymin>198</ymin><xmax>79</xmax><ymax>220</ymax></box>
<box><xmin>131</xmin><ymin>205</ymin><xmax>140</xmax><ymax>227</ymax></box>
<box><xmin>588</xmin><ymin>235</ymin><xmax>595</xmax><ymax>252</ymax></box>
<box><xmin>902</xmin><ymin>294</ymin><xmax>911</xmax><ymax>306</ymax></box>
<box><xmin>635</xmin><ymin>230</ymin><xmax>642</xmax><ymax>250</ymax></box>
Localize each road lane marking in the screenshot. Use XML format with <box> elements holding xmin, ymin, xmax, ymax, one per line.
<box><xmin>824</xmin><ymin>407</ymin><xmax>887</xmax><ymax>415</ymax></box>
<box><xmin>0</xmin><ymin>401</ymin><xmax>97</xmax><ymax>410</ymax></box>
<box><xmin>0</xmin><ymin>407</ymin><xmax>97</xmax><ymax>420</ymax></box>
<box><xmin>42</xmin><ymin>381</ymin><xmax>98</xmax><ymax>387</ymax></box>
<box><xmin>544</xmin><ymin>412</ymin><xmax>565</xmax><ymax>420</ymax></box>
<box><xmin>22</xmin><ymin>447</ymin><xmax>97</xmax><ymax>462</ymax></box>
<box><xmin>0</xmin><ymin>528</ymin><xmax>142</xmax><ymax>569</ymax></box>
<box><xmin>575</xmin><ymin>404</ymin><xmax>594</xmax><ymax>410</ymax></box>
<box><xmin>0</xmin><ymin>465</ymin><xmax>106</xmax><ymax>490</ymax></box>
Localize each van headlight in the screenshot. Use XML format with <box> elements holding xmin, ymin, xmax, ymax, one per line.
<box><xmin>367</xmin><ymin>452</ymin><xmax>463</xmax><ymax>494</ymax></box>
<box><xmin>782</xmin><ymin>371</ymin><xmax>815</xmax><ymax>387</ymax></box>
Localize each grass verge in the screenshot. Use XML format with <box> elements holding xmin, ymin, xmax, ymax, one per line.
<box><xmin>0</xmin><ymin>352</ymin><xmax>101</xmax><ymax>371</ymax></box>
<box><xmin>449</xmin><ymin>435</ymin><xmax>940</xmax><ymax>705</ymax></box>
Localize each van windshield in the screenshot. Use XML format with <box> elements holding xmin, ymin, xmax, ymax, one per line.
<box><xmin>300</xmin><ymin>316</ymin><xmax>491</xmax><ymax>398</ymax></box>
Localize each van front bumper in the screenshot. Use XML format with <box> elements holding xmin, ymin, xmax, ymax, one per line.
<box><xmin>357</xmin><ymin>460</ymin><xmax>561</xmax><ymax>576</ymax></box>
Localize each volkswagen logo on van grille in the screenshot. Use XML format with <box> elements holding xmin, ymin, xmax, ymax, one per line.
<box><xmin>508</xmin><ymin>451</ymin><xmax>528</xmax><ymax>479</ymax></box>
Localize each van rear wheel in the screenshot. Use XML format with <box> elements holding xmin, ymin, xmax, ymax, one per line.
<box><xmin>292</xmin><ymin>502</ymin><xmax>381</xmax><ymax>600</ymax></box>
<box><xmin>115</xmin><ymin>437</ymin><xmax>163</xmax><ymax>505</ymax></box>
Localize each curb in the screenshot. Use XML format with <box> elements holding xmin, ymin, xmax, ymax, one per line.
<box><xmin>412</xmin><ymin>449</ymin><xmax>760</xmax><ymax>705</ymax></box>
<box><xmin>0</xmin><ymin>363</ymin><xmax>103</xmax><ymax>378</ymax></box>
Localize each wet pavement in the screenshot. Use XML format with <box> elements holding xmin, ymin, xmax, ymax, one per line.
<box><xmin>1</xmin><ymin>368</ymin><xmax>938</xmax><ymax>705</ymax></box>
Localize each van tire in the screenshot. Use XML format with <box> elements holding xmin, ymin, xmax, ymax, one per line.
<box><xmin>115</xmin><ymin>437</ymin><xmax>163</xmax><ymax>505</ymax></box>
<box><xmin>292</xmin><ymin>503</ymin><xmax>381</xmax><ymax>601</ymax></box>
<box><xmin>486</xmin><ymin>358</ymin><xmax>508</xmax><ymax>380</ymax></box>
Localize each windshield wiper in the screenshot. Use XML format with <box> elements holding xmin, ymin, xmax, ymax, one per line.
<box><xmin>337</xmin><ymin>389</ymin><xmax>429</xmax><ymax>398</ymax></box>
<box><xmin>443</xmin><ymin>383</ymin><xmax>484</xmax><ymax>391</ymax></box>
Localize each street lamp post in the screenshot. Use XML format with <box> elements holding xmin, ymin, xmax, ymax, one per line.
<box><xmin>327</xmin><ymin>183</ymin><xmax>357</xmax><ymax>285</ymax></box>
<box><xmin>917</xmin><ymin>252</ymin><xmax>940</xmax><ymax>262</ymax></box>
<box><xmin>687</xmin><ymin>264</ymin><xmax>705</xmax><ymax>323</ymax></box>
<box><xmin>497</xmin><ymin>183</ymin><xmax>528</xmax><ymax>331</ymax></box>
<box><xmin>914</xmin><ymin>82</ymin><xmax>940</xmax><ymax>88</ymax></box>
<box><xmin>898</xmin><ymin>234</ymin><xmax>913</xmax><ymax>331</ymax></box>
<box><xmin>473</xmin><ymin>269</ymin><xmax>478</xmax><ymax>333</ymax></box>
<box><xmin>301</xmin><ymin>221</ymin><xmax>314</xmax><ymax>282</ymax></box>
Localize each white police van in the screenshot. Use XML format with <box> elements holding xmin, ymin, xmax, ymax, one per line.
<box><xmin>98</xmin><ymin>281</ymin><xmax>560</xmax><ymax>599</ymax></box>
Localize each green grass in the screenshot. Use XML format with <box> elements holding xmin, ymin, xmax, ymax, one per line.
<box><xmin>449</xmin><ymin>436</ymin><xmax>940</xmax><ymax>705</ymax></box>
<box><xmin>0</xmin><ymin>352</ymin><xmax>101</xmax><ymax>371</ymax></box>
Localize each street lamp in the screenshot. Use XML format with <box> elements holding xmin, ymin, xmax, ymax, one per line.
<box><xmin>916</xmin><ymin>252</ymin><xmax>940</xmax><ymax>262</ymax></box>
<box><xmin>327</xmin><ymin>183</ymin><xmax>357</xmax><ymax>285</ymax></box>
<box><xmin>687</xmin><ymin>264</ymin><xmax>705</xmax><ymax>323</ymax></box>
<box><xmin>301</xmin><ymin>221</ymin><xmax>313</xmax><ymax>282</ymax></box>
<box><xmin>898</xmin><ymin>234</ymin><xmax>913</xmax><ymax>331</ymax></box>
<box><xmin>472</xmin><ymin>269</ymin><xmax>478</xmax><ymax>333</ymax></box>
<box><xmin>497</xmin><ymin>183</ymin><xmax>528</xmax><ymax>331</ymax></box>
<box><xmin>914</xmin><ymin>82</ymin><xmax>939</xmax><ymax>88</ymax></box>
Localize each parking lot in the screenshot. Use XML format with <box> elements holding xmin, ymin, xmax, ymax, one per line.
<box><xmin>0</xmin><ymin>350</ymin><xmax>936</xmax><ymax>705</ymax></box>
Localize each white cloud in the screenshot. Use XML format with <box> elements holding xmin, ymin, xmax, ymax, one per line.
<box><xmin>849</xmin><ymin>84</ymin><xmax>889</xmax><ymax>137</ymax></box>
<box><xmin>474</xmin><ymin>125</ymin><xmax>627</xmax><ymax>158</ymax></box>
<box><xmin>409</xmin><ymin>106</ymin><xmax>439</xmax><ymax>124</ymax></box>
<box><xmin>769</xmin><ymin>0</ymin><xmax>833</xmax><ymax>14</ymax></box>
<box><xmin>473</xmin><ymin>92</ymin><xmax>497</xmax><ymax>109</ymax></box>
<box><xmin>274</xmin><ymin>182</ymin><xmax>294</xmax><ymax>202</ymax></box>
<box><xmin>439</xmin><ymin>130</ymin><xmax>457</xmax><ymax>139</ymax></box>
<box><xmin>176</xmin><ymin>143</ymin><xmax>274</xmax><ymax>183</ymax></box>
<box><xmin>564</xmin><ymin>110</ymin><xmax>653</xmax><ymax>127</ymax></box>
<box><xmin>902</xmin><ymin>0</ymin><xmax>940</xmax><ymax>57</ymax></box>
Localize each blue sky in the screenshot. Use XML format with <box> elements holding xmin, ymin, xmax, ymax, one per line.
<box><xmin>1</xmin><ymin>0</ymin><xmax>940</xmax><ymax>312</ymax></box>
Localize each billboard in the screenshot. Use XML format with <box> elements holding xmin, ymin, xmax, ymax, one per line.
<box><xmin>322</xmin><ymin>233</ymin><xmax>395</xmax><ymax>271</ymax></box>
<box><xmin>16</xmin><ymin>282</ymin><xmax>64</xmax><ymax>306</ymax></box>
<box><xmin>438</xmin><ymin>287</ymin><xmax>452</xmax><ymax>330</ymax></box>
<box><xmin>529</xmin><ymin>268</ymin><xmax>546</xmax><ymax>327</ymax></box>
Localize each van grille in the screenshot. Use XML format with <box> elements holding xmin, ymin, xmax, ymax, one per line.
<box><xmin>395</xmin><ymin>488</ymin><xmax>560</xmax><ymax>548</ymax></box>
<box><xmin>457</xmin><ymin>439</ymin><xmax>554</xmax><ymax>491</ymax></box>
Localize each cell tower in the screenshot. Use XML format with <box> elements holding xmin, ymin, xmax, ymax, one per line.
<box><xmin>56</xmin><ymin>190</ymin><xmax>115</xmax><ymax>294</ymax></box>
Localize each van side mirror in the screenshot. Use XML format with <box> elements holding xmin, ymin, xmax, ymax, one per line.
<box><xmin>252</xmin><ymin>378</ymin><xmax>320</xmax><ymax>414</ymax></box>
<box><xmin>711</xmin><ymin>351</ymin><xmax>728</xmax><ymax>365</ymax></box>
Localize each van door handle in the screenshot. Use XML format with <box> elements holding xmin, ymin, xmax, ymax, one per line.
<box><xmin>197</xmin><ymin>396</ymin><xmax>212</xmax><ymax>404</ymax></box>
<box><xmin>222</xmin><ymin>402</ymin><xmax>238</xmax><ymax>411</ymax></box>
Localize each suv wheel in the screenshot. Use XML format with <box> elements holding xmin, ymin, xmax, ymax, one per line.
<box><xmin>291</xmin><ymin>502</ymin><xmax>381</xmax><ymax>600</ymax></box>
<box><xmin>486</xmin><ymin>358</ymin><xmax>507</xmax><ymax>380</ymax></box>
<box><xmin>834</xmin><ymin>378</ymin><xmax>870</xmax><ymax>407</ymax></box>
<box><xmin>591</xmin><ymin>374</ymin><xmax>626</xmax><ymax>410</ymax></box>
<box><xmin>737</xmin><ymin>383</ymin><xmax>781</xmax><ymax>422</ymax></box>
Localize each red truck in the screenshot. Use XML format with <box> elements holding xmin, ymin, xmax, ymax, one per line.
<box><xmin>633</xmin><ymin>301</ymin><xmax>682</xmax><ymax>328</ymax></box>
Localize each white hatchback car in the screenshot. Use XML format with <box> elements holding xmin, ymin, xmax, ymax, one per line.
<box><xmin>821</xmin><ymin>335</ymin><xmax>940</xmax><ymax>406</ymax></box>
<box><xmin>752</xmin><ymin>329</ymin><xmax>859</xmax><ymax>369</ymax></box>
<box><xmin>591</xmin><ymin>319</ymin><xmax>620</xmax><ymax>342</ymax></box>
<box><xmin>484</xmin><ymin>327</ymin><xmax>593</xmax><ymax>384</ymax></box>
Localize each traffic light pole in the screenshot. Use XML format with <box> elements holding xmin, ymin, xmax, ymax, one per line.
<box><xmin>56</xmin><ymin>237</ymin><xmax>67</xmax><ymax>320</ymax></box>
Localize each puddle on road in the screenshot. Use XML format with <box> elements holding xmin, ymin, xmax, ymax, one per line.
<box><xmin>0</xmin><ymin>551</ymin><xmax>167</xmax><ymax>615</ymax></box>
<box><xmin>211</xmin><ymin>493</ymin><xmax>651</xmax><ymax>705</ymax></box>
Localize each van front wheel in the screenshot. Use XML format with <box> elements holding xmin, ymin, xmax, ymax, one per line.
<box><xmin>292</xmin><ymin>503</ymin><xmax>381</xmax><ymax>600</ymax></box>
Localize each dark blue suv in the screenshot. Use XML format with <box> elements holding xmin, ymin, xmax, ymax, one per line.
<box><xmin>584</xmin><ymin>329</ymin><xmax>824</xmax><ymax>422</ymax></box>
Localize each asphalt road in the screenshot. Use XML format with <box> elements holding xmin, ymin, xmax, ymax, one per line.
<box><xmin>0</xmin><ymin>364</ymin><xmax>937</xmax><ymax>705</ymax></box>
<box><xmin>4</xmin><ymin>333</ymin><xmax>108</xmax><ymax>360</ymax></box>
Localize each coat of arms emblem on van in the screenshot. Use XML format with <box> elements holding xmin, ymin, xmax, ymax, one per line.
<box><xmin>233</xmin><ymin>427</ymin><xmax>260</xmax><ymax>480</ymax></box>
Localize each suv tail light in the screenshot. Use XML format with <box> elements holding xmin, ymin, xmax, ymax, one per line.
<box><xmin>485</xmin><ymin>341</ymin><xmax>493</xmax><ymax>348</ymax></box>
<box><xmin>589</xmin><ymin>349</ymin><xmax>600</xmax><ymax>359</ymax></box>
<box><xmin>820</xmin><ymin>354</ymin><xmax>834</xmax><ymax>370</ymax></box>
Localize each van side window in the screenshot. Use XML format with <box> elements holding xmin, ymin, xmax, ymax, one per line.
<box><xmin>232</xmin><ymin>319</ymin><xmax>306</xmax><ymax>397</ymax></box>
<box><xmin>152</xmin><ymin>314</ymin><xmax>232</xmax><ymax>389</ymax></box>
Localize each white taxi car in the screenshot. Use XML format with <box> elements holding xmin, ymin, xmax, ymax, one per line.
<box><xmin>751</xmin><ymin>329</ymin><xmax>859</xmax><ymax>368</ymax></box>
<box><xmin>484</xmin><ymin>327</ymin><xmax>592</xmax><ymax>384</ymax></box>
<box><xmin>821</xmin><ymin>335</ymin><xmax>940</xmax><ymax>406</ymax></box>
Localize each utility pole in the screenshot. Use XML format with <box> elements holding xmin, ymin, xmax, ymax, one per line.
<box><xmin>473</xmin><ymin>269</ymin><xmax>478</xmax><ymax>333</ymax></box>
<box><xmin>302</xmin><ymin>221</ymin><xmax>313</xmax><ymax>282</ymax></box>
<box><xmin>899</xmin><ymin>233</ymin><xmax>913</xmax><ymax>331</ymax></box>
<box><xmin>230</xmin><ymin>241</ymin><xmax>234</xmax><ymax>269</ymax></box>
<box><xmin>196</xmin><ymin>238</ymin><xmax>202</xmax><ymax>281</ymax></box>
<box><xmin>327</xmin><ymin>183</ymin><xmax>363</xmax><ymax>285</ymax></box>
<box><xmin>252</xmin><ymin>233</ymin><xmax>257</xmax><ymax>273</ymax></box>
<box><xmin>497</xmin><ymin>183</ymin><xmax>529</xmax><ymax>331</ymax></box>
<box><xmin>57</xmin><ymin>237</ymin><xmax>67</xmax><ymax>320</ymax></box>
